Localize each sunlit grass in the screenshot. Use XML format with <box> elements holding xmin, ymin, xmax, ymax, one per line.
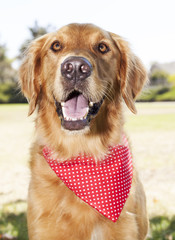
<box><xmin>125</xmin><ymin>102</ymin><xmax>175</xmax><ymax>131</ymax></box>
<box><xmin>126</xmin><ymin>113</ymin><xmax>175</xmax><ymax>131</ymax></box>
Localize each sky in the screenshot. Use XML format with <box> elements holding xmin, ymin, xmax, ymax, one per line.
<box><xmin>0</xmin><ymin>0</ymin><xmax>175</xmax><ymax>69</ymax></box>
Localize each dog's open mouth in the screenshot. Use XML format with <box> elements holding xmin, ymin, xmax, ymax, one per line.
<box><xmin>55</xmin><ymin>91</ymin><xmax>104</xmax><ymax>131</ymax></box>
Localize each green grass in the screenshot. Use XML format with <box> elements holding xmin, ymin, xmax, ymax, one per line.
<box><xmin>125</xmin><ymin>102</ymin><xmax>175</xmax><ymax>131</ymax></box>
<box><xmin>0</xmin><ymin>103</ymin><xmax>27</xmax><ymax>110</ymax></box>
<box><xmin>126</xmin><ymin>113</ymin><xmax>175</xmax><ymax>131</ymax></box>
<box><xmin>0</xmin><ymin>83</ymin><xmax>26</xmax><ymax>103</ymax></box>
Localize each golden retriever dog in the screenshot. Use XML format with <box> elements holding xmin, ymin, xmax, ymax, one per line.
<box><xmin>19</xmin><ymin>23</ymin><xmax>148</xmax><ymax>240</ymax></box>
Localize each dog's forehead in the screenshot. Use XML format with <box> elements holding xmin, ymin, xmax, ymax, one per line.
<box><xmin>56</xmin><ymin>24</ymin><xmax>110</xmax><ymax>43</ymax></box>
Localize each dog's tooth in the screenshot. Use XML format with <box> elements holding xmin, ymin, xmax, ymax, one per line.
<box><xmin>89</xmin><ymin>102</ymin><xmax>94</xmax><ymax>107</ymax></box>
<box><xmin>61</xmin><ymin>102</ymin><xmax>65</xmax><ymax>107</ymax></box>
<box><xmin>72</xmin><ymin>118</ymin><xmax>77</xmax><ymax>121</ymax></box>
<box><xmin>62</xmin><ymin>107</ymin><xmax>66</xmax><ymax>117</ymax></box>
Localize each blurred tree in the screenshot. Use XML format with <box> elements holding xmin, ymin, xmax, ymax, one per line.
<box><xmin>18</xmin><ymin>21</ymin><xmax>54</xmax><ymax>59</ymax></box>
<box><xmin>149</xmin><ymin>70</ymin><xmax>169</xmax><ymax>86</ymax></box>
<box><xmin>0</xmin><ymin>44</ymin><xmax>17</xmax><ymax>83</ymax></box>
<box><xmin>0</xmin><ymin>21</ymin><xmax>54</xmax><ymax>102</ymax></box>
<box><xmin>168</xmin><ymin>74</ymin><xmax>175</xmax><ymax>86</ymax></box>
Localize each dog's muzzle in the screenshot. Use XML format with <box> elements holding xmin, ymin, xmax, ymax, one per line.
<box><xmin>54</xmin><ymin>56</ymin><xmax>104</xmax><ymax>131</ymax></box>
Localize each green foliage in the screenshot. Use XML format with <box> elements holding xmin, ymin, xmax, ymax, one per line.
<box><xmin>155</xmin><ymin>86</ymin><xmax>175</xmax><ymax>101</ymax></box>
<box><xmin>0</xmin><ymin>44</ymin><xmax>7</xmax><ymax>62</ymax></box>
<box><xmin>139</xmin><ymin>86</ymin><xmax>175</xmax><ymax>102</ymax></box>
<box><xmin>150</xmin><ymin>71</ymin><xmax>169</xmax><ymax>86</ymax></box>
<box><xmin>146</xmin><ymin>67</ymin><xmax>175</xmax><ymax>101</ymax></box>
<box><xmin>28</xmin><ymin>21</ymin><xmax>49</xmax><ymax>39</ymax></box>
<box><xmin>168</xmin><ymin>74</ymin><xmax>175</xmax><ymax>86</ymax></box>
<box><xmin>0</xmin><ymin>83</ymin><xmax>27</xmax><ymax>103</ymax></box>
<box><xmin>0</xmin><ymin>202</ymin><xmax>28</xmax><ymax>240</ymax></box>
<box><xmin>147</xmin><ymin>216</ymin><xmax>175</xmax><ymax>240</ymax></box>
<box><xmin>0</xmin><ymin>44</ymin><xmax>17</xmax><ymax>83</ymax></box>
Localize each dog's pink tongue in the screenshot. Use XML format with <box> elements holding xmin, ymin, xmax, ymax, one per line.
<box><xmin>63</xmin><ymin>94</ymin><xmax>88</xmax><ymax>119</ymax></box>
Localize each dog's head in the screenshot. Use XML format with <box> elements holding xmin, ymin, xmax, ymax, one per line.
<box><xmin>19</xmin><ymin>23</ymin><xmax>147</xmax><ymax>133</ymax></box>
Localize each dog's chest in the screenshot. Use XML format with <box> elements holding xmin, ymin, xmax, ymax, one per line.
<box><xmin>90</xmin><ymin>225</ymin><xmax>104</xmax><ymax>240</ymax></box>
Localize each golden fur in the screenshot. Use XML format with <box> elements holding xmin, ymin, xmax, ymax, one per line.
<box><xmin>19</xmin><ymin>23</ymin><xmax>148</xmax><ymax>240</ymax></box>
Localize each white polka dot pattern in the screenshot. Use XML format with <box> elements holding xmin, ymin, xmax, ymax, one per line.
<box><xmin>43</xmin><ymin>140</ymin><xmax>133</xmax><ymax>222</ymax></box>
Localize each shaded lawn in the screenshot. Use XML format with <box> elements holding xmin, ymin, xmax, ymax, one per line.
<box><xmin>1</xmin><ymin>202</ymin><xmax>175</xmax><ymax>240</ymax></box>
<box><xmin>0</xmin><ymin>202</ymin><xmax>28</xmax><ymax>240</ymax></box>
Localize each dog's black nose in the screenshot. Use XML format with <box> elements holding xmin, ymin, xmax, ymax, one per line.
<box><xmin>61</xmin><ymin>56</ymin><xmax>92</xmax><ymax>81</ymax></box>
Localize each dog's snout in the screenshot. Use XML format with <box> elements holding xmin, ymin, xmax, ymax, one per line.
<box><xmin>61</xmin><ymin>56</ymin><xmax>92</xmax><ymax>81</ymax></box>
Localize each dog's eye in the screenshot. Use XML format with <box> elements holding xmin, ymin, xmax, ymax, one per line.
<box><xmin>98</xmin><ymin>43</ymin><xmax>110</xmax><ymax>54</ymax></box>
<box><xmin>51</xmin><ymin>41</ymin><xmax>62</xmax><ymax>52</ymax></box>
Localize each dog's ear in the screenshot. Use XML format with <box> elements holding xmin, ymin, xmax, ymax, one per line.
<box><xmin>110</xmin><ymin>33</ymin><xmax>147</xmax><ymax>113</ymax></box>
<box><xmin>19</xmin><ymin>36</ymin><xmax>46</xmax><ymax>116</ymax></box>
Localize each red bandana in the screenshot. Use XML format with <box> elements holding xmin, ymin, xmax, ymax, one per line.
<box><xmin>43</xmin><ymin>137</ymin><xmax>133</xmax><ymax>222</ymax></box>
